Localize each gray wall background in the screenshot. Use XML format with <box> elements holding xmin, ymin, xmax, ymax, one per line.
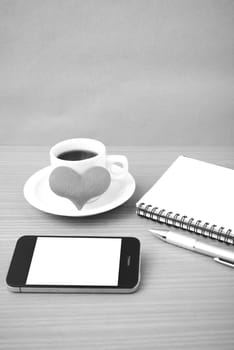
<box><xmin>0</xmin><ymin>0</ymin><xmax>233</xmax><ymax>146</ymax></box>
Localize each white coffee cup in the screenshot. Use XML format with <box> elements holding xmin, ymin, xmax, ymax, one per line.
<box><xmin>50</xmin><ymin>138</ymin><xmax>128</xmax><ymax>180</ymax></box>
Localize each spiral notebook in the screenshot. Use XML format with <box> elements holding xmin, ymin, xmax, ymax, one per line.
<box><xmin>136</xmin><ymin>156</ymin><xmax>234</xmax><ymax>244</ymax></box>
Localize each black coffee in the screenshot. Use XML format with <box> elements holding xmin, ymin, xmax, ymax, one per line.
<box><xmin>57</xmin><ymin>150</ymin><xmax>97</xmax><ymax>161</ymax></box>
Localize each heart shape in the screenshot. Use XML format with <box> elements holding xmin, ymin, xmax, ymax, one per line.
<box><xmin>49</xmin><ymin>166</ymin><xmax>111</xmax><ymax>210</ymax></box>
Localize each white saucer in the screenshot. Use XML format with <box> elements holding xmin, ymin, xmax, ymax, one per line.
<box><xmin>24</xmin><ymin>166</ymin><xmax>136</xmax><ymax>217</ymax></box>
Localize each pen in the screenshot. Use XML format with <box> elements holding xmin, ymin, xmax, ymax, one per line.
<box><xmin>149</xmin><ymin>228</ymin><xmax>234</xmax><ymax>268</ymax></box>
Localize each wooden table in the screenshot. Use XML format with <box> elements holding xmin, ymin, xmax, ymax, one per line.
<box><xmin>1</xmin><ymin>146</ymin><xmax>234</xmax><ymax>350</ymax></box>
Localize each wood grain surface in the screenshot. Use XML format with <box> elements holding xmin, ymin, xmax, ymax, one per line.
<box><xmin>1</xmin><ymin>146</ymin><xmax>234</xmax><ymax>350</ymax></box>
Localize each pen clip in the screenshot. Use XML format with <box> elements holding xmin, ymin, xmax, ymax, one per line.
<box><xmin>214</xmin><ymin>257</ymin><xmax>234</xmax><ymax>268</ymax></box>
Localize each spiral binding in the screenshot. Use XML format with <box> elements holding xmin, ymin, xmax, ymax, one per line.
<box><xmin>136</xmin><ymin>202</ymin><xmax>234</xmax><ymax>245</ymax></box>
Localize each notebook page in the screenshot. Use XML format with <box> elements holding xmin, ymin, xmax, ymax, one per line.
<box><xmin>137</xmin><ymin>156</ymin><xmax>234</xmax><ymax>231</ymax></box>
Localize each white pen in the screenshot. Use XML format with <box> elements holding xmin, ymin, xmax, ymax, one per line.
<box><xmin>149</xmin><ymin>228</ymin><xmax>234</xmax><ymax>268</ymax></box>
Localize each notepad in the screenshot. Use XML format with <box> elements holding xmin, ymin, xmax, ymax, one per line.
<box><xmin>136</xmin><ymin>156</ymin><xmax>234</xmax><ymax>244</ymax></box>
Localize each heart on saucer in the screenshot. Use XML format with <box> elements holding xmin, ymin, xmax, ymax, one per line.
<box><xmin>49</xmin><ymin>166</ymin><xmax>111</xmax><ymax>210</ymax></box>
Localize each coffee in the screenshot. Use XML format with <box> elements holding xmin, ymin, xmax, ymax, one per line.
<box><xmin>57</xmin><ymin>150</ymin><xmax>97</xmax><ymax>161</ymax></box>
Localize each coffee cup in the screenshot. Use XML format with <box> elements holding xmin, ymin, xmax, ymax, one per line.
<box><xmin>50</xmin><ymin>138</ymin><xmax>128</xmax><ymax>180</ymax></box>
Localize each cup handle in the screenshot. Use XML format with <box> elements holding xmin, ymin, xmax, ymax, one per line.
<box><xmin>106</xmin><ymin>155</ymin><xmax>128</xmax><ymax>180</ymax></box>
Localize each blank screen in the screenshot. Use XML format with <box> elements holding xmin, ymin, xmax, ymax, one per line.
<box><xmin>26</xmin><ymin>237</ymin><xmax>122</xmax><ymax>286</ymax></box>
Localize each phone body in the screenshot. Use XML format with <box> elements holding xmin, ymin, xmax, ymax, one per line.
<box><xmin>6</xmin><ymin>235</ymin><xmax>141</xmax><ymax>293</ymax></box>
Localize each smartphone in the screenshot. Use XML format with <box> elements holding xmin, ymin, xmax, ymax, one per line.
<box><xmin>6</xmin><ymin>235</ymin><xmax>141</xmax><ymax>293</ymax></box>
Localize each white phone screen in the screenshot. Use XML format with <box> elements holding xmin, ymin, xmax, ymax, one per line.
<box><xmin>26</xmin><ymin>237</ymin><xmax>122</xmax><ymax>286</ymax></box>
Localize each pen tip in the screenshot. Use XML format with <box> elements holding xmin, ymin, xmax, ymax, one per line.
<box><xmin>149</xmin><ymin>227</ymin><xmax>170</xmax><ymax>233</ymax></box>
<box><xmin>149</xmin><ymin>228</ymin><xmax>169</xmax><ymax>239</ymax></box>
<box><xmin>148</xmin><ymin>229</ymin><xmax>155</xmax><ymax>233</ymax></box>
